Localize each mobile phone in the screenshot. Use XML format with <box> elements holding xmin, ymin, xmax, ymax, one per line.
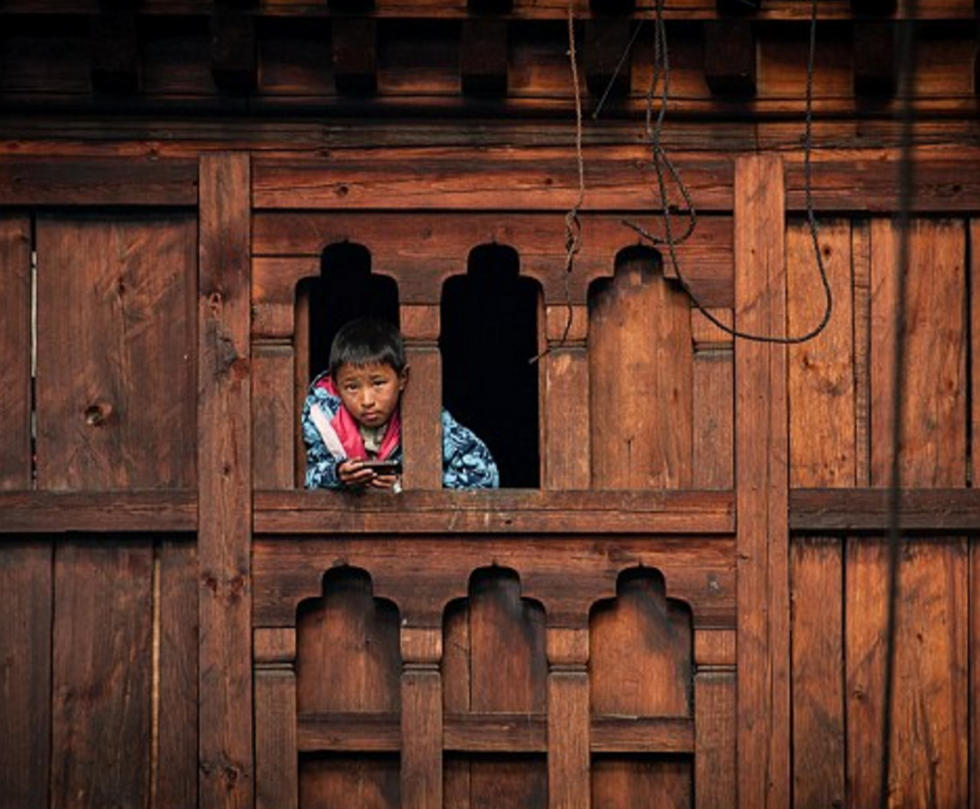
<box><xmin>360</xmin><ymin>459</ymin><xmax>403</xmax><ymax>475</ymax></box>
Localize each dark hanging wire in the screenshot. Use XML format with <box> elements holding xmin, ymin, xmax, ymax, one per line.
<box><xmin>630</xmin><ymin>0</ymin><xmax>833</xmax><ymax>344</ymax></box>
<box><xmin>880</xmin><ymin>11</ymin><xmax>918</xmax><ymax>809</ymax></box>
<box><xmin>530</xmin><ymin>0</ymin><xmax>585</xmax><ymax>364</ymax></box>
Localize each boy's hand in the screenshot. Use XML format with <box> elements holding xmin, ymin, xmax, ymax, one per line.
<box><xmin>337</xmin><ymin>458</ymin><xmax>376</xmax><ymax>487</ymax></box>
<box><xmin>369</xmin><ymin>474</ymin><xmax>400</xmax><ymax>491</ymax></box>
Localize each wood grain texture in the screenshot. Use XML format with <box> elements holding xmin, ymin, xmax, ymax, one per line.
<box><xmin>845</xmin><ymin>217</ymin><xmax>970</xmax><ymax>809</ymax></box>
<box><xmin>50</xmin><ymin>540</ymin><xmax>154</xmax><ymax>809</ymax></box>
<box><xmin>589</xmin><ymin>252</ymin><xmax>694</xmax><ymax>489</ymax></box>
<box><xmin>0</xmin><ymin>490</ymin><xmax>197</xmax><ymax>534</ymax></box>
<box><xmin>972</xmin><ymin>217</ymin><xmax>980</xmax><ymax>809</ymax></box>
<box><xmin>734</xmin><ymin>153</ymin><xmax>790</xmax><ymax>809</ymax></box>
<box><xmin>400</xmin><ymin>668</ymin><xmax>442</xmax><ymax>809</ymax></box>
<box><xmin>0</xmin><ymin>215</ymin><xmax>31</xmax><ymax>491</ymax></box>
<box><xmin>691</xmin><ymin>308</ymin><xmax>734</xmax><ymax>489</ymax></box>
<box><xmin>255</xmin><ymin>658</ymin><xmax>298</xmax><ymax>809</ymax></box>
<box><xmin>156</xmin><ymin>540</ymin><xmax>199</xmax><ymax>809</ymax></box>
<box><xmin>35</xmin><ymin>214</ymin><xmax>197</xmax><ymax>491</ymax></box>
<box><xmin>198</xmin><ymin>152</ymin><xmax>253</xmax><ymax>809</ymax></box>
<box><xmin>694</xmin><ymin>671</ymin><xmax>735</xmax><ymax>809</ymax></box>
<box><xmin>0</xmin><ymin>158</ymin><xmax>198</xmax><ymax>206</ymax></box>
<box><xmin>0</xmin><ymin>542</ymin><xmax>52</xmax><ymax>809</ymax></box>
<box><xmin>589</xmin><ymin>569</ymin><xmax>692</xmax><ymax>808</ymax></box>
<box><xmin>543</xmin><ymin>345</ymin><xmax>591</xmax><ymax>489</ymax></box>
<box><xmin>789</xmin><ymin>487</ymin><xmax>980</xmax><ymax>532</ymax></box>
<box><xmin>296</xmin><ymin>569</ymin><xmax>401</xmax><ymax>809</ymax></box>
<box><xmin>548</xmin><ymin>670</ymin><xmax>590</xmax><ymax>809</ymax></box>
<box><xmin>252</xmin><ymin>342</ymin><xmax>295</xmax><ymax>489</ymax></box>
<box><xmin>401</xmin><ymin>345</ymin><xmax>443</xmax><ymax>489</ymax></box>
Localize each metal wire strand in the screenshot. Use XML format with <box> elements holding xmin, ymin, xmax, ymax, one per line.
<box><xmin>631</xmin><ymin>0</ymin><xmax>833</xmax><ymax>345</ymax></box>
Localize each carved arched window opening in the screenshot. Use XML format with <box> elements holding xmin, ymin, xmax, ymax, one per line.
<box><xmin>299</xmin><ymin>242</ymin><xmax>400</xmax><ymax>383</ymax></box>
<box><xmin>587</xmin><ymin>245</ymin><xmax>695</xmax><ymax>489</ymax></box>
<box><xmin>439</xmin><ymin>244</ymin><xmax>542</xmax><ymax>488</ymax></box>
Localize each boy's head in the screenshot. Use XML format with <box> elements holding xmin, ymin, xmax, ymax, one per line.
<box><xmin>329</xmin><ymin>318</ymin><xmax>408</xmax><ymax>428</ymax></box>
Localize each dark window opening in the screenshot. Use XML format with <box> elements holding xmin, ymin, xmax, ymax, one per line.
<box><xmin>440</xmin><ymin>245</ymin><xmax>540</xmax><ymax>488</ymax></box>
<box><xmin>305</xmin><ymin>242</ymin><xmax>400</xmax><ymax>380</ymax></box>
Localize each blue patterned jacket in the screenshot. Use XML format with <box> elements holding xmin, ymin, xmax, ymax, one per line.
<box><xmin>302</xmin><ymin>372</ymin><xmax>499</xmax><ymax>490</ymax></box>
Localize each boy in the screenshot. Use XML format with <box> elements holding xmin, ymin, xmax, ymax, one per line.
<box><xmin>303</xmin><ymin>318</ymin><xmax>499</xmax><ymax>490</ymax></box>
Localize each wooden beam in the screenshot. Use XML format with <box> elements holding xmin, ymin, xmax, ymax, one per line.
<box><xmin>790</xmin><ymin>487</ymin><xmax>980</xmax><ymax>532</ymax></box>
<box><xmin>734</xmin><ymin>153</ymin><xmax>790</xmax><ymax>809</ymax></box>
<box><xmin>703</xmin><ymin>20</ymin><xmax>756</xmax><ymax>98</ymax></box>
<box><xmin>546</xmin><ymin>627</ymin><xmax>590</xmax><ymax>809</ymax></box>
<box><xmin>254</xmin><ymin>629</ymin><xmax>297</xmax><ymax>809</ymax></box>
<box><xmin>198</xmin><ymin>153</ymin><xmax>253</xmax><ymax>809</ymax></box>
<box><xmin>0</xmin><ymin>216</ymin><xmax>31</xmax><ymax>490</ymax></box>
<box><xmin>853</xmin><ymin>22</ymin><xmax>896</xmax><ymax>98</ymax></box>
<box><xmin>331</xmin><ymin>18</ymin><xmax>377</xmax><ymax>96</ymax></box>
<box><xmin>460</xmin><ymin>19</ymin><xmax>508</xmax><ymax>96</ymax></box>
<box><xmin>253</xmin><ymin>489</ymin><xmax>735</xmax><ymax>535</ymax></box>
<box><xmin>210</xmin><ymin>10</ymin><xmax>256</xmax><ymax>93</ymax></box>
<box><xmin>400</xmin><ymin>628</ymin><xmax>442</xmax><ymax>809</ymax></box>
<box><xmin>583</xmin><ymin>18</ymin><xmax>632</xmax><ymax>99</ymax></box>
<box><xmin>90</xmin><ymin>11</ymin><xmax>140</xmax><ymax>94</ymax></box>
<box><xmin>0</xmin><ymin>490</ymin><xmax>197</xmax><ymax>534</ymax></box>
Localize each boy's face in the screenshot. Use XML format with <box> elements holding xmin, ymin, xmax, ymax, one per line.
<box><xmin>334</xmin><ymin>362</ymin><xmax>407</xmax><ymax>429</ymax></box>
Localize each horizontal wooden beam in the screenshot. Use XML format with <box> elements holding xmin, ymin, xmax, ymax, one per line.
<box><xmin>0</xmin><ymin>158</ymin><xmax>198</xmax><ymax>206</ymax></box>
<box><xmin>254</xmin><ymin>489</ymin><xmax>735</xmax><ymax>534</ymax></box>
<box><xmin>0</xmin><ymin>490</ymin><xmax>197</xmax><ymax>534</ymax></box>
<box><xmin>296</xmin><ymin>712</ymin><xmax>693</xmax><ymax>754</ymax></box>
<box><xmin>789</xmin><ymin>487</ymin><xmax>980</xmax><ymax>532</ymax></box>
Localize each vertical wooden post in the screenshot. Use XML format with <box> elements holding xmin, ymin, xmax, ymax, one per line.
<box><xmin>734</xmin><ymin>153</ymin><xmax>790</xmax><ymax>809</ymax></box>
<box><xmin>971</xmin><ymin>217</ymin><xmax>980</xmax><ymax>809</ymax></box>
<box><xmin>543</xmin><ymin>304</ymin><xmax>590</xmax><ymax>489</ymax></box>
<box><xmin>546</xmin><ymin>626</ymin><xmax>590</xmax><ymax>809</ymax></box>
<box><xmin>694</xmin><ymin>630</ymin><xmax>736</xmax><ymax>809</ymax></box>
<box><xmin>400</xmin><ymin>626</ymin><xmax>443</xmax><ymax>809</ymax></box>
<box><xmin>255</xmin><ymin>629</ymin><xmax>298</xmax><ymax>809</ymax></box>
<box><xmin>198</xmin><ymin>152</ymin><xmax>253</xmax><ymax>809</ymax></box>
<box><xmin>400</xmin><ymin>304</ymin><xmax>443</xmax><ymax>489</ymax></box>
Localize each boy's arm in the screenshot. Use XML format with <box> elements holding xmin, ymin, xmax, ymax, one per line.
<box><xmin>302</xmin><ymin>395</ymin><xmax>344</xmax><ymax>489</ymax></box>
<box><xmin>441</xmin><ymin>411</ymin><xmax>500</xmax><ymax>489</ymax></box>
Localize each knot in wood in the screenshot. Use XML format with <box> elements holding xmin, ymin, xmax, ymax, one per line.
<box><xmin>84</xmin><ymin>401</ymin><xmax>113</xmax><ymax>426</ymax></box>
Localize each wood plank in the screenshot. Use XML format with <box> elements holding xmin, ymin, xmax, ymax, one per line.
<box><xmin>251</xmin><ymin>212</ymin><xmax>733</xmax><ymax>309</ymax></box>
<box><xmin>547</xmin><ymin>670</ymin><xmax>590</xmax><ymax>809</ymax></box>
<box><xmin>0</xmin><ymin>158</ymin><xmax>198</xmax><ymax>206</ymax></box>
<box><xmin>156</xmin><ymin>540</ymin><xmax>199</xmax><ymax>809</ymax></box>
<box><xmin>790</xmin><ymin>537</ymin><xmax>844</xmax><ymax>809</ymax></box>
<box><xmin>401</xmin><ymin>345</ymin><xmax>444</xmax><ymax>490</ymax></box>
<box><xmin>852</xmin><ymin>219</ymin><xmax>871</xmax><ymax>486</ymax></box>
<box><xmin>589</xmin><ymin>251</ymin><xmax>694</xmax><ymax>489</ymax></box>
<box><xmin>51</xmin><ymin>540</ymin><xmax>154</xmax><ymax>809</ymax></box>
<box><xmin>734</xmin><ymin>153</ymin><xmax>790</xmax><ymax>809</ymax></box>
<box><xmin>543</xmin><ymin>302</ymin><xmax>590</xmax><ymax>488</ymax></box>
<box><xmin>0</xmin><ymin>542</ymin><xmax>52</xmax><ymax>809</ymax></box>
<box><xmin>589</xmin><ymin>569</ymin><xmax>692</xmax><ymax>806</ymax></box>
<box><xmin>694</xmin><ymin>671</ymin><xmax>735</xmax><ymax>809</ymax></box>
<box><xmin>197</xmin><ymin>152</ymin><xmax>253</xmax><ymax>809</ymax></box>
<box><xmin>35</xmin><ymin>214</ymin><xmax>197</xmax><ymax>491</ymax></box>
<box><xmin>0</xmin><ymin>490</ymin><xmax>197</xmax><ymax>534</ymax></box>
<box><xmin>251</xmin><ymin>151</ymin><xmax>735</xmax><ymax>212</ymax></box>
<box><xmin>691</xmin><ymin>308</ymin><xmax>734</xmax><ymax>489</ymax></box>
<box><xmin>789</xmin><ymin>487</ymin><xmax>980</xmax><ymax>532</ymax></box>
<box><xmin>253</xmin><ymin>488</ymin><xmax>735</xmax><ymax>534</ymax></box>
<box><xmin>255</xmin><ymin>628</ymin><xmax>297</xmax><ymax>809</ymax></box>
<box><xmin>400</xmin><ymin>665</ymin><xmax>442</xmax><ymax>809</ymax></box>
<box><xmin>252</xmin><ymin>342</ymin><xmax>295</xmax><ymax>489</ymax></box>
<box><xmin>972</xmin><ymin>217</ymin><xmax>980</xmax><ymax>809</ymax></box>
<box><xmin>0</xmin><ymin>215</ymin><xmax>31</xmax><ymax>491</ymax></box>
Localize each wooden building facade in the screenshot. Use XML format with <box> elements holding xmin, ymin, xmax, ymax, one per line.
<box><xmin>0</xmin><ymin>2</ymin><xmax>978</xmax><ymax>808</ymax></box>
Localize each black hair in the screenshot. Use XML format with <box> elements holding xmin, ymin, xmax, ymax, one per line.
<box><xmin>328</xmin><ymin>318</ymin><xmax>406</xmax><ymax>378</ymax></box>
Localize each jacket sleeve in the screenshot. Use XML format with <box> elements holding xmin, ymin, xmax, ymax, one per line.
<box><xmin>302</xmin><ymin>392</ymin><xmax>344</xmax><ymax>490</ymax></box>
<box><xmin>441</xmin><ymin>411</ymin><xmax>500</xmax><ymax>489</ymax></box>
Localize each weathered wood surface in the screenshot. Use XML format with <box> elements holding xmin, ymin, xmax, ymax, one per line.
<box><xmin>0</xmin><ymin>157</ymin><xmax>198</xmax><ymax>206</ymax></box>
<box><xmin>50</xmin><ymin>540</ymin><xmax>154</xmax><ymax>809</ymax></box>
<box><xmin>251</xmin><ymin>212</ymin><xmax>734</xmax><ymax>318</ymax></box>
<box><xmin>252</xmin><ymin>342</ymin><xmax>295</xmax><ymax>490</ymax></box>
<box><xmin>734</xmin><ymin>153</ymin><xmax>790</xmax><ymax>809</ymax></box>
<box><xmin>35</xmin><ymin>214</ymin><xmax>197</xmax><ymax>491</ymax></box>
<box><xmin>590</xmin><ymin>570</ymin><xmax>693</xmax><ymax>808</ymax></box>
<box><xmin>844</xmin><ymin>218</ymin><xmax>969</xmax><ymax>809</ymax></box>
<box><xmin>253</xmin><ymin>536</ymin><xmax>735</xmax><ymax>630</ymax></box>
<box><xmin>0</xmin><ymin>490</ymin><xmax>197</xmax><ymax>534</ymax></box>
<box><xmin>0</xmin><ymin>542</ymin><xmax>52</xmax><ymax>809</ymax></box>
<box><xmin>254</xmin><ymin>489</ymin><xmax>734</xmax><ymax>534</ymax></box>
<box><xmin>790</xmin><ymin>487</ymin><xmax>980</xmax><ymax>532</ymax></box>
<box><xmin>589</xmin><ymin>249</ymin><xmax>693</xmax><ymax>489</ymax></box>
<box><xmin>0</xmin><ymin>215</ymin><xmax>31</xmax><ymax>491</ymax></box>
<box><xmin>691</xmin><ymin>308</ymin><xmax>733</xmax><ymax>489</ymax></box>
<box><xmin>198</xmin><ymin>153</ymin><xmax>253</xmax><ymax>809</ymax></box>
<box><xmin>972</xmin><ymin>217</ymin><xmax>980</xmax><ymax>809</ymax></box>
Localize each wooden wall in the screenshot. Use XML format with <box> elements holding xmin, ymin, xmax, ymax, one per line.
<box><xmin>1</xmin><ymin>3</ymin><xmax>979</xmax><ymax>809</ymax></box>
